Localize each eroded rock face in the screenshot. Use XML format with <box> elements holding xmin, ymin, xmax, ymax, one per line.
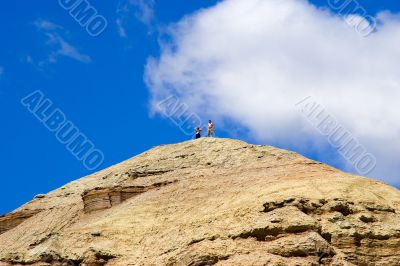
<box><xmin>260</xmin><ymin>197</ymin><xmax>400</xmax><ymax>265</ymax></box>
<box><xmin>0</xmin><ymin>209</ymin><xmax>42</xmax><ymax>235</ymax></box>
<box><xmin>0</xmin><ymin>138</ymin><xmax>399</xmax><ymax>265</ymax></box>
<box><xmin>82</xmin><ymin>181</ymin><xmax>177</xmax><ymax>213</ymax></box>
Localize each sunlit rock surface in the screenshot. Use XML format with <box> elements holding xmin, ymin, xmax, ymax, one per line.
<box><xmin>0</xmin><ymin>138</ymin><xmax>399</xmax><ymax>265</ymax></box>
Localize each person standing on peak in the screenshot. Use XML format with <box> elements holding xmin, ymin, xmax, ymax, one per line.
<box><xmin>207</xmin><ymin>120</ymin><xmax>214</xmax><ymax>137</ymax></box>
<box><xmin>195</xmin><ymin>127</ymin><xmax>202</xmax><ymax>139</ymax></box>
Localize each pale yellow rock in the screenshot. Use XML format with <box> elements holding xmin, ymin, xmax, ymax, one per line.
<box><xmin>0</xmin><ymin>138</ymin><xmax>399</xmax><ymax>265</ymax></box>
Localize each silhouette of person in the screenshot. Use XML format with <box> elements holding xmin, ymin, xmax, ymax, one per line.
<box><xmin>195</xmin><ymin>127</ymin><xmax>202</xmax><ymax>139</ymax></box>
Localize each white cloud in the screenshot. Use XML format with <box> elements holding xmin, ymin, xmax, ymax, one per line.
<box><xmin>116</xmin><ymin>18</ymin><xmax>127</xmax><ymax>38</ymax></box>
<box><xmin>116</xmin><ymin>0</ymin><xmax>155</xmax><ymax>37</ymax></box>
<box><xmin>130</xmin><ymin>0</ymin><xmax>155</xmax><ymax>25</ymax></box>
<box><xmin>34</xmin><ymin>19</ymin><xmax>62</xmax><ymax>31</ymax></box>
<box><xmin>33</xmin><ymin>19</ymin><xmax>91</xmax><ymax>65</ymax></box>
<box><xmin>145</xmin><ymin>0</ymin><xmax>400</xmax><ymax>186</ymax></box>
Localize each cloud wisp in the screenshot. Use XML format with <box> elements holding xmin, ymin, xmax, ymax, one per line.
<box><xmin>30</xmin><ymin>19</ymin><xmax>91</xmax><ymax>67</ymax></box>
<box><xmin>116</xmin><ymin>0</ymin><xmax>155</xmax><ymax>38</ymax></box>
<box><xmin>145</xmin><ymin>0</ymin><xmax>400</xmax><ymax>186</ymax></box>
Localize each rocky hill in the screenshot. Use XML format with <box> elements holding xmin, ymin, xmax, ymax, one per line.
<box><xmin>0</xmin><ymin>138</ymin><xmax>399</xmax><ymax>266</ymax></box>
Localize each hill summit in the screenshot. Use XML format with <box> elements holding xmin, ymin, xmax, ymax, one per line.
<box><xmin>0</xmin><ymin>138</ymin><xmax>399</xmax><ymax>265</ymax></box>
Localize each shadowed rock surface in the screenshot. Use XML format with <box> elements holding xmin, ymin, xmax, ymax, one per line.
<box><xmin>0</xmin><ymin>138</ymin><xmax>399</xmax><ymax>266</ymax></box>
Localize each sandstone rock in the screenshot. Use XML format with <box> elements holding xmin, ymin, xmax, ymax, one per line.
<box><xmin>81</xmin><ymin>181</ymin><xmax>177</xmax><ymax>213</ymax></box>
<box><xmin>0</xmin><ymin>138</ymin><xmax>399</xmax><ymax>265</ymax></box>
<box><xmin>0</xmin><ymin>209</ymin><xmax>42</xmax><ymax>235</ymax></box>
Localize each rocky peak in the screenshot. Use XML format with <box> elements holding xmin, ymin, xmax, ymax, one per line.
<box><xmin>0</xmin><ymin>138</ymin><xmax>399</xmax><ymax>265</ymax></box>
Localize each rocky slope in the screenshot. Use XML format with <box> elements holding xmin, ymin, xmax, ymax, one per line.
<box><xmin>0</xmin><ymin>138</ymin><xmax>399</xmax><ymax>266</ymax></box>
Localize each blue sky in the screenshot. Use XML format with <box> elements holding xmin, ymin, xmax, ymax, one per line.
<box><xmin>1</xmin><ymin>0</ymin><xmax>399</xmax><ymax>215</ymax></box>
